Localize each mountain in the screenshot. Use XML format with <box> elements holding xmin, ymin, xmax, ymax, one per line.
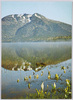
<box><xmin>2</xmin><ymin>13</ymin><xmax>72</xmax><ymax>42</ymax></box>
<box><xmin>2</xmin><ymin>14</ymin><xmax>32</xmax><ymax>42</ymax></box>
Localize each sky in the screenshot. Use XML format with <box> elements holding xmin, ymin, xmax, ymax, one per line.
<box><xmin>1</xmin><ymin>1</ymin><xmax>72</xmax><ymax>24</ymax></box>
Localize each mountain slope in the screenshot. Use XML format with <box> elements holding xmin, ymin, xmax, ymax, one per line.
<box><xmin>2</xmin><ymin>14</ymin><xmax>32</xmax><ymax>42</ymax></box>
<box><xmin>2</xmin><ymin>13</ymin><xmax>72</xmax><ymax>42</ymax></box>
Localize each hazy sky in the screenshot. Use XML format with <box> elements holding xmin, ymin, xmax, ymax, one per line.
<box><xmin>1</xmin><ymin>1</ymin><xmax>72</xmax><ymax>24</ymax></box>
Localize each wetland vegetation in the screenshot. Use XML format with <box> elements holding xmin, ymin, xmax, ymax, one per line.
<box><xmin>1</xmin><ymin>41</ymin><xmax>72</xmax><ymax>99</ymax></box>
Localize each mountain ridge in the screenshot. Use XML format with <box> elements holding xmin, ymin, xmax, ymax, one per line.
<box><xmin>2</xmin><ymin>13</ymin><xmax>72</xmax><ymax>42</ymax></box>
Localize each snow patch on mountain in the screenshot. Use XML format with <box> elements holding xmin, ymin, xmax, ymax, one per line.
<box><xmin>27</xmin><ymin>14</ymin><xmax>32</xmax><ymax>18</ymax></box>
<box><xmin>35</xmin><ymin>13</ymin><xmax>41</xmax><ymax>19</ymax></box>
<box><xmin>17</xmin><ymin>14</ymin><xmax>23</xmax><ymax>17</ymax></box>
<box><xmin>27</xmin><ymin>18</ymin><xmax>31</xmax><ymax>22</ymax></box>
<box><xmin>22</xmin><ymin>16</ymin><xmax>25</xmax><ymax>19</ymax></box>
<box><xmin>12</xmin><ymin>15</ymin><xmax>17</xmax><ymax>22</ymax></box>
<box><xmin>11</xmin><ymin>14</ymin><xmax>32</xmax><ymax>23</ymax></box>
<box><xmin>12</xmin><ymin>15</ymin><xmax>14</xmax><ymax>18</ymax></box>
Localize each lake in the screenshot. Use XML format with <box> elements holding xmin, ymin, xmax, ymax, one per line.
<box><xmin>1</xmin><ymin>41</ymin><xmax>72</xmax><ymax>99</ymax></box>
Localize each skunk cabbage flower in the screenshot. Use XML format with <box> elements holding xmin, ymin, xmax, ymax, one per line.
<box><xmin>66</xmin><ymin>79</ymin><xmax>70</xmax><ymax>87</ymax></box>
<box><xmin>64</xmin><ymin>70</ymin><xmax>66</xmax><ymax>73</ymax></box>
<box><xmin>54</xmin><ymin>82</ymin><xmax>56</xmax><ymax>89</ymax></box>
<box><xmin>24</xmin><ymin>76</ymin><xmax>29</xmax><ymax>81</ymax></box>
<box><xmin>28</xmin><ymin>83</ymin><xmax>30</xmax><ymax>89</ymax></box>
<box><xmin>55</xmin><ymin>74</ymin><xmax>59</xmax><ymax>80</ymax></box>
<box><xmin>48</xmin><ymin>74</ymin><xmax>51</xmax><ymax>79</ymax></box>
<box><xmin>17</xmin><ymin>79</ymin><xmax>19</xmax><ymax>83</ymax></box>
<box><xmin>41</xmin><ymin>82</ymin><xmax>44</xmax><ymax>91</ymax></box>
<box><xmin>41</xmin><ymin>73</ymin><xmax>43</xmax><ymax>76</ymax></box>
<box><xmin>64</xmin><ymin>87</ymin><xmax>68</xmax><ymax>93</ymax></box>
<box><xmin>52</xmin><ymin>82</ymin><xmax>56</xmax><ymax>90</ymax></box>
<box><xmin>51</xmin><ymin>82</ymin><xmax>56</xmax><ymax>92</ymax></box>
<box><xmin>61</xmin><ymin>66</ymin><xmax>66</xmax><ymax>70</ymax></box>
<box><xmin>65</xmin><ymin>94</ymin><xmax>67</xmax><ymax>98</ymax></box>
<box><xmin>29</xmin><ymin>75</ymin><xmax>32</xmax><ymax>79</ymax></box>
<box><xmin>36</xmin><ymin>74</ymin><xmax>39</xmax><ymax>79</ymax></box>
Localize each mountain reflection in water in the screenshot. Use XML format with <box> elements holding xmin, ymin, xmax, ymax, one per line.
<box><xmin>2</xmin><ymin>41</ymin><xmax>71</xmax><ymax>71</ymax></box>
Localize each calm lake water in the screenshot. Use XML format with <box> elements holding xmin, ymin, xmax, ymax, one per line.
<box><xmin>1</xmin><ymin>41</ymin><xmax>72</xmax><ymax>99</ymax></box>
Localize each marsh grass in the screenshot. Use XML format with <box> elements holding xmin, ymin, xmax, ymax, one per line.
<box><xmin>23</xmin><ymin>80</ymin><xmax>71</xmax><ymax>99</ymax></box>
<box><xmin>23</xmin><ymin>87</ymin><xmax>71</xmax><ymax>99</ymax></box>
<box><xmin>19</xmin><ymin>65</ymin><xmax>71</xmax><ymax>99</ymax></box>
<box><xmin>2</xmin><ymin>42</ymin><xmax>72</xmax><ymax>99</ymax></box>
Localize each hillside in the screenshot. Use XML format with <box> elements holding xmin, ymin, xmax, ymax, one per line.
<box><xmin>2</xmin><ymin>13</ymin><xmax>72</xmax><ymax>42</ymax></box>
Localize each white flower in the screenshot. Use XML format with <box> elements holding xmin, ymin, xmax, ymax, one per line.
<box><xmin>54</xmin><ymin>82</ymin><xmax>56</xmax><ymax>89</ymax></box>
<box><xmin>41</xmin><ymin>82</ymin><xmax>44</xmax><ymax>91</ymax></box>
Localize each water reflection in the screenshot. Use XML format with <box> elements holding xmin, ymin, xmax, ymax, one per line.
<box><xmin>2</xmin><ymin>41</ymin><xmax>71</xmax><ymax>71</ymax></box>
<box><xmin>1</xmin><ymin>59</ymin><xmax>72</xmax><ymax>99</ymax></box>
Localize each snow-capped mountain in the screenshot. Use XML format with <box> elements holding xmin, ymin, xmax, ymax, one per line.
<box><xmin>2</xmin><ymin>13</ymin><xmax>72</xmax><ymax>42</ymax></box>
<box><xmin>2</xmin><ymin>13</ymin><xmax>32</xmax><ymax>24</ymax></box>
